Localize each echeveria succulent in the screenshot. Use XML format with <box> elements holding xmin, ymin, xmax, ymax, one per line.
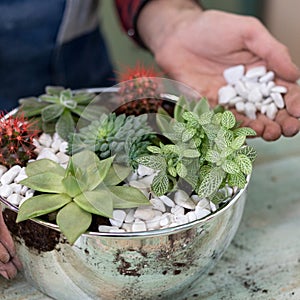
<box><xmin>17</xmin><ymin>150</ymin><xmax>149</xmax><ymax>244</ymax></box>
<box><xmin>18</xmin><ymin>86</ymin><xmax>107</xmax><ymax>140</ymax></box>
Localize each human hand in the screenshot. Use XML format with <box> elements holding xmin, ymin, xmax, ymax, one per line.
<box><xmin>0</xmin><ymin>210</ymin><xmax>22</xmax><ymax>279</ymax></box>
<box><xmin>138</xmin><ymin>4</ymin><xmax>300</xmax><ymax>141</ymax></box>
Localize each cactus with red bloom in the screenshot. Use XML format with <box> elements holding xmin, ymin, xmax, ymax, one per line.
<box><xmin>116</xmin><ymin>63</ymin><xmax>163</xmax><ymax>115</ymax></box>
<box><xmin>0</xmin><ymin>113</ymin><xmax>39</xmax><ymax>167</ymax></box>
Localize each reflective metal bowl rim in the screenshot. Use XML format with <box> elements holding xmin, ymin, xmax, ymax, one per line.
<box><xmin>0</xmin><ymin>86</ymin><xmax>250</xmax><ymax>239</ymax></box>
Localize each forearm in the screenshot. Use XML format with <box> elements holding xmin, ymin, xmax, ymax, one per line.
<box><xmin>137</xmin><ymin>0</ymin><xmax>203</xmax><ymax>53</ymax></box>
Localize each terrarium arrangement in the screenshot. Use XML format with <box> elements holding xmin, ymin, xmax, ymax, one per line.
<box><xmin>0</xmin><ymin>71</ymin><xmax>257</xmax><ymax>300</ymax></box>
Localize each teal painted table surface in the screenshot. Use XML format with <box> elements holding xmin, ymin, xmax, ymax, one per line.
<box><xmin>1</xmin><ymin>135</ymin><xmax>300</xmax><ymax>300</ymax></box>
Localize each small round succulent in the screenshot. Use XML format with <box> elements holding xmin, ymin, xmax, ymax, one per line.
<box><xmin>67</xmin><ymin>113</ymin><xmax>155</xmax><ymax>168</ymax></box>
<box><xmin>116</xmin><ymin>63</ymin><xmax>163</xmax><ymax>115</ymax></box>
<box><xmin>0</xmin><ymin>113</ymin><xmax>39</xmax><ymax>167</ymax></box>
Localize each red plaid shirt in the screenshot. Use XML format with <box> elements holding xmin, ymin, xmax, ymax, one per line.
<box><xmin>115</xmin><ymin>0</ymin><xmax>150</xmax><ymax>46</ymax></box>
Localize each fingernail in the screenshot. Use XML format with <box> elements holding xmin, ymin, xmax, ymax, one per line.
<box><xmin>0</xmin><ymin>270</ymin><xmax>9</xmax><ymax>280</ymax></box>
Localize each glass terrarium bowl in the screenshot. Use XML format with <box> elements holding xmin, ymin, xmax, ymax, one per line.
<box><xmin>0</xmin><ymin>78</ymin><xmax>250</xmax><ymax>300</ymax></box>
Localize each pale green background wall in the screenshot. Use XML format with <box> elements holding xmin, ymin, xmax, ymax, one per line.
<box><xmin>99</xmin><ymin>1</ymin><xmax>264</xmax><ymax>76</ymax></box>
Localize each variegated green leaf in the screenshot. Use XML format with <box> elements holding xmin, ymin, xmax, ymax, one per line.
<box><xmin>137</xmin><ymin>155</ymin><xmax>166</xmax><ymax>171</ymax></box>
<box><xmin>182</xmin><ymin>128</ymin><xmax>196</xmax><ymax>142</ymax></box>
<box><xmin>198</xmin><ymin>111</ymin><xmax>214</xmax><ymax>125</ymax></box>
<box><xmin>197</xmin><ymin>167</ymin><xmax>225</xmax><ymax>198</ymax></box>
<box><xmin>205</xmin><ymin>150</ymin><xmax>220</xmax><ymax>163</ymax></box>
<box><xmin>230</xmin><ymin>135</ymin><xmax>246</xmax><ymax>150</ymax></box>
<box><xmin>56</xmin><ymin>202</ymin><xmax>92</xmax><ymax>244</ymax></box>
<box><xmin>176</xmin><ymin>162</ymin><xmax>187</xmax><ymax>178</ymax></box>
<box><xmin>234</xmin><ymin>127</ymin><xmax>257</xmax><ymax>137</ymax></box>
<box><xmin>236</xmin><ymin>146</ymin><xmax>257</xmax><ymax>161</ymax></box>
<box><xmin>228</xmin><ymin>172</ymin><xmax>247</xmax><ymax>189</ymax></box>
<box><xmin>182</xmin><ymin>149</ymin><xmax>200</xmax><ymax>158</ymax></box>
<box><xmin>151</xmin><ymin>172</ymin><xmax>169</xmax><ymax>196</ymax></box>
<box><xmin>235</xmin><ymin>154</ymin><xmax>252</xmax><ymax>175</ymax></box>
<box><xmin>221</xmin><ymin>111</ymin><xmax>236</xmax><ymax>129</ymax></box>
<box><xmin>222</xmin><ymin>160</ymin><xmax>240</xmax><ymax>174</ymax></box>
<box><xmin>147</xmin><ymin>146</ymin><xmax>161</xmax><ymax>154</ymax></box>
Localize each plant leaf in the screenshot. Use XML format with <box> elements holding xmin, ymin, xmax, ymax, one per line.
<box><xmin>25</xmin><ymin>159</ymin><xmax>65</xmax><ymax>177</ymax></box>
<box><xmin>20</xmin><ymin>172</ymin><xmax>66</xmax><ymax>193</ymax></box>
<box><xmin>182</xmin><ymin>149</ymin><xmax>200</xmax><ymax>158</ymax></box>
<box><xmin>137</xmin><ymin>155</ymin><xmax>166</xmax><ymax>171</ymax></box>
<box><xmin>228</xmin><ymin>172</ymin><xmax>247</xmax><ymax>189</ymax></box>
<box><xmin>74</xmin><ymin>190</ymin><xmax>113</xmax><ymax>218</ymax></box>
<box><xmin>197</xmin><ymin>167</ymin><xmax>225</xmax><ymax>198</ymax></box>
<box><xmin>56</xmin><ymin>110</ymin><xmax>75</xmax><ymax>140</ymax></box>
<box><xmin>222</xmin><ymin>160</ymin><xmax>240</xmax><ymax>174</ymax></box>
<box><xmin>62</xmin><ymin>175</ymin><xmax>82</xmax><ymax>198</ymax></box>
<box><xmin>205</xmin><ymin>150</ymin><xmax>220</xmax><ymax>163</ymax></box>
<box><xmin>56</xmin><ymin>202</ymin><xmax>92</xmax><ymax>244</ymax></box>
<box><xmin>236</xmin><ymin>146</ymin><xmax>257</xmax><ymax>162</ymax></box>
<box><xmin>230</xmin><ymin>135</ymin><xmax>246</xmax><ymax>150</ymax></box>
<box><xmin>41</xmin><ymin>104</ymin><xmax>64</xmax><ymax>122</ymax></box>
<box><xmin>234</xmin><ymin>127</ymin><xmax>257</xmax><ymax>137</ymax></box>
<box><xmin>221</xmin><ymin>111</ymin><xmax>236</xmax><ymax>129</ymax></box>
<box><xmin>103</xmin><ymin>164</ymin><xmax>131</xmax><ymax>186</ymax></box>
<box><xmin>16</xmin><ymin>193</ymin><xmax>72</xmax><ymax>222</ymax></box>
<box><xmin>151</xmin><ymin>172</ymin><xmax>169</xmax><ymax>196</ymax></box>
<box><xmin>235</xmin><ymin>154</ymin><xmax>252</xmax><ymax>175</ymax></box>
<box><xmin>109</xmin><ymin>186</ymin><xmax>150</xmax><ymax>208</ymax></box>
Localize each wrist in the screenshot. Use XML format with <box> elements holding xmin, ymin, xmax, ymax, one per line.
<box><xmin>137</xmin><ymin>0</ymin><xmax>203</xmax><ymax>53</ymax></box>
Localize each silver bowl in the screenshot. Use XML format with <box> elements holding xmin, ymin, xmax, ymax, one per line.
<box><xmin>1</xmin><ymin>81</ymin><xmax>250</xmax><ymax>299</ymax></box>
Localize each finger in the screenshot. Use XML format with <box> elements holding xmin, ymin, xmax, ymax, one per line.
<box><xmin>0</xmin><ymin>260</ymin><xmax>18</xmax><ymax>279</ymax></box>
<box><xmin>282</xmin><ymin>83</ymin><xmax>300</xmax><ymax>118</ymax></box>
<box><xmin>0</xmin><ymin>242</ymin><xmax>10</xmax><ymax>263</ymax></box>
<box><xmin>0</xmin><ymin>212</ymin><xmax>16</xmax><ymax>257</ymax></box>
<box><xmin>11</xmin><ymin>255</ymin><xmax>23</xmax><ymax>272</ymax></box>
<box><xmin>243</xmin><ymin>17</ymin><xmax>300</xmax><ymax>82</ymax></box>
<box><xmin>275</xmin><ymin>109</ymin><xmax>300</xmax><ymax>137</ymax></box>
<box><xmin>256</xmin><ymin>113</ymin><xmax>281</xmax><ymax>141</ymax></box>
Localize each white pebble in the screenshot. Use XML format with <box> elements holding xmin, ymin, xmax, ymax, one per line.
<box><xmin>159</xmin><ymin>213</ymin><xmax>171</xmax><ymax>227</ymax></box>
<box><xmin>7</xmin><ymin>194</ymin><xmax>23</xmax><ymax>206</ymax></box>
<box><xmin>159</xmin><ymin>195</ymin><xmax>175</xmax><ymax>208</ymax></box>
<box><xmin>121</xmin><ymin>223</ymin><xmax>133</xmax><ymax>232</ymax></box>
<box><xmin>244</xmin><ymin>102</ymin><xmax>257</xmax><ymax>120</ymax></box>
<box><xmin>260</xmin><ymin>104</ymin><xmax>268</xmax><ymax>114</ymax></box>
<box><xmin>137</xmin><ymin>164</ymin><xmax>155</xmax><ymax>177</ymax></box>
<box><xmin>171</xmin><ymin>205</ymin><xmax>185</xmax><ymax>216</ymax></box>
<box><xmin>259</xmin><ymin>71</ymin><xmax>275</xmax><ymax>83</ymax></box>
<box><xmin>223</xmin><ymin>65</ymin><xmax>245</xmax><ymax>84</ymax></box>
<box><xmin>14</xmin><ymin>167</ymin><xmax>27</xmax><ymax>183</ymax></box>
<box><xmin>174</xmin><ymin>214</ymin><xmax>189</xmax><ymax>225</ymax></box>
<box><xmin>186</xmin><ymin>211</ymin><xmax>197</xmax><ymax>223</ymax></box>
<box><xmin>0</xmin><ymin>185</ymin><xmax>13</xmax><ymax>198</ymax></box>
<box><xmin>174</xmin><ymin>190</ymin><xmax>195</xmax><ymax>210</ymax></box>
<box><xmin>271</xmin><ymin>85</ymin><xmax>288</xmax><ymax>94</ymax></box>
<box><xmin>124</xmin><ymin>209</ymin><xmax>135</xmax><ymax>223</ymax></box>
<box><xmin>146</xmin><ymin>216</ymin><xmax>162</xmax><ymax>230</ymax></box>
<box><xmin>134</xmin><ymin>206</ymin><xmax>157</xmax><ymax>221</ymax></box>
<box><xmin>266</xmin><ymin>103</ymin><xmax>278</xmax><ymax>120</ymax></box>
<box><xmin>59</xmin><ymin>141</ymin><xmax>68</xmax><ymax>153</ymax></box>
<box><xmin>235</xmin><ymin>80</ymin><xmax>249</xmax><ymax>98</ymax></box>
<box><xmin>245</xmin><ymin>66</ymin><xmax>266</xmax><ymax>79</ymax></box>
<box><xmin>38</xmin><ymin>133</ymin><xmax>52</xmax><ymax>148</ymax></box>
<box><xmin>150</xmin><ymin>198</ymin><xmax>166</xmax><ymax>212</ymax></box>
<box><xmin>259</xmin><ymin>83</ymin><xmax>270</xmax><ymax>97</ymax></box>
<box><xmin>37</xmin><ymin>148</ymin><xmax>59</xmax><ymax>162</ymax></box>
<box><xmin>195</xmin><ymin>208</ymin><xmax>211</xmax><ymax>219</ymax></box>
<box><xmin>10</xmin><ymin>183</ymin><xmax>22</xmax><ymax>194</ymax></box>
<box><xmin>244</xmin><ymin>81</ymin><xmax>260</xmax><ymax>91</ymax></box>
<box><xmin>229</xmin><ymin>96</ymin><xmax>244</xmax><ymax>106</ymax></box>
<box><xmin>98</xmin><ymin>225</ymin><xmax>118</xmax><ymax>233</ymax></box>
<box><xmin>109</xmin><ymin>210</ymin><xmax>126</xmax><ymax>227</ymax></box>
<box><xmin>262</xmin><ymin>97</ymin><xmax>273</xmax><ymax>105</ymax></box>
<box><xmin>235</xmin><ymin>101</ymin><xmax>245</xmax><ymax>113</ymax></box>
<box><xmin>1</xmin><ymin>165</ymin><xmax>22</xmax><ymax>185</ymax></box>
<box><xmin>218</xmin><ymin>85</ymin><xmax>237</xmax><ymax>104</ymax></box>
<box><xmin>271</xmin><ymin>93</ymin><xmax>285</xmax><ymax>109</ymax></box>
<box><xmin>132</xmin><ymin>219</ymin><xmax>147</xmax><ymax>232</ymax></box>
<box><xmin>248</xmin><ymin>88</ymin><xmax>263</xmax><ymax>103</ymax></box>
<box><xmin>210</xmin><ymin>201</ymin><xmax>218</xmax><ymax>212</ymax></box>
<box><xmin>0</xmin><ymin>165</ymin><xmax>8</xmax><ymax>177</ymax></box>
<box><xmin>56</xmin><ymin>152</ymin><xmax>70</xmax><ymax>164</ymax></box>
<box><xmin>197</xmin><ymin>198</ymin><xmax>211</xmax><ymax>210</ymax></box>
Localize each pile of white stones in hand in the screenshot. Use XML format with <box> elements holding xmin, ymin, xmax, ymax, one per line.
<box><xmin>0</xmin><ymin>133</ymin><xmax>234</xmax><ymax>233</ymax></box>
<box><xmin>218</xmin><ymin>65</ymin><xmax>287</xmax><ymax>120</ymax></box>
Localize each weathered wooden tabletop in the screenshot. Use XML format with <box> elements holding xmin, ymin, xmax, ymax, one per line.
<box><xmin>1</xmin><ymin>134</ymin><xmax>300</xmax><ymax>300</ymax></box>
